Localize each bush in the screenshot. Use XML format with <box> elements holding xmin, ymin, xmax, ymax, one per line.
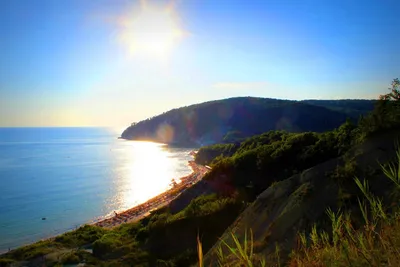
<box><xmin>0</xmin><ymin>258</ymin><xmax>14</xmax><ymax>267</ymax></box>
<box><xmin>8</xmin><ymin>240</ymin><xmax>57</xmax><ymax>260</ymax></box>
<box><xmin>60</xmin><ymin>251</ymin><xmax>80</xmax><ymax>264</ymax></box>
<box><xmin>122</xmin><ymin>250</ymin><xmax>151</xmax><ymax>266</ymax></box>
<box><xmin>92</xmin><ymin>233</ymin><xmax>123</xmax><ymax>258</ymax></box>
<box><xmin>55</xmin><ymin>225</ymin><xmax>107</xmax><ymax>247</ymax></box>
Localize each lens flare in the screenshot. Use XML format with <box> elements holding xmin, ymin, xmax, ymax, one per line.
<box><xmin>156</xmin><ymin>123</ymin><xmax>174</xmax><ymax>143</ymax></box>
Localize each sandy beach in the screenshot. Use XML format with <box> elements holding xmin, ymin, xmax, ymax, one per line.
<box><xmin>93</xmin><ymin>160</ymin><xmax>209</xmax><ymax>228</ymax></box>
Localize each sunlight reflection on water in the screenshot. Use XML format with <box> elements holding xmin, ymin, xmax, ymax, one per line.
<box><xmin>110</xmin><ymin>141</ymin><xmax>190</xmax><ymax>214</ymax></box>
<box><xmin>0</xmin><ymin>129</ymin><xmax>195</xmax><ymax>251</ymax></box>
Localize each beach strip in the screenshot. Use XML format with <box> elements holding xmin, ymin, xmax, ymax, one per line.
<box><xmin>93</xmin><ymin>161</ymin><xmax>209</xmax><ymax>228</ymax></box>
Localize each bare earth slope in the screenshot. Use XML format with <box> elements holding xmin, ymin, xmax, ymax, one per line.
<box><xmin>205</xmin><ymin>130</ymin><xmax>400</xmax><ymax>265</ymax></box>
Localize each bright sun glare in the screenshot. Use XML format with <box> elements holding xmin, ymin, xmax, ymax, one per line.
<box><xmin>118</xmin><ymin>0</ymin><xmax>184</xmax><ymax>58</ymax></box>
<box><xmin>121</xmin><ymin>141</ymin><xmax>175</xmax><ymax>209</ymax></box>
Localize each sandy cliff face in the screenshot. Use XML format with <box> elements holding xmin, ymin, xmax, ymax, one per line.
<box><xmin>204</xmin><ymin>130</ymin><xmax>400</xmax><ymax>265</ymax></box>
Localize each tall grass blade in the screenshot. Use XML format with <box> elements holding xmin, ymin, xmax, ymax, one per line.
<box><xmin>231</xmin><ymin>232</ymin><xmax>247</xmax><ymax>261</ymax></box>
<box><xmin>244</xmin><ymin>229</ymin><xmax>248</xmax><ymax>258</ymax></box>
<box><xmin>358</xmin><ymin>198</ymin><xmax>369</xmax><ymax>225</ymax></box>
<box><xmin>250</xmin><ymin>228</ymin><xmax>254</xmax><ymax>259</ymax></box>
<box><xmin>221</xmin><ymin>239</ymin><xmax>237</xmax><ymax>257</ymax></box>
<box><xmin>216</xmin><ymin>245</ymin><xmax>224</xmax><ymax>266</ymax></box>
<box><xmin>260</xmin><ymin>257</ymin><xmax>266</xmax><ymax>267</ymax></box>
<box><xmin>197</xmin><ymin>234</ymin><xmax>203</xmax><ymax>267</ymax></box>
<box><xmin>275</xmin><ymin>243</ymin><xmax>281</xmax><ymax>267</ymax></box>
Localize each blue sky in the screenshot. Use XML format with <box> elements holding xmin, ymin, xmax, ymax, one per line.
<box><xmin>0</xmin><ymin>0</ymin><xmax>399</xmax><ymax>127</ymax></box>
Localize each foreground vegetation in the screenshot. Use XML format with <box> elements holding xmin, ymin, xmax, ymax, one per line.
<box><xmin>0</xmin><ymin>79</ymin><xmax>398</xmax><ymax>266</ymax></box>
<box><xmin>198</xmin><ymin>144</ymin><xmax>400</xmax><ymax>266</ymax></box>
<box><xmin>0</xmin><ymin>193</ymin><xmax>244</xmax><ymax>266</ymax></box>
<box><xmin>290</xmin><ymin>142</ymin><xmax>400</xmax><ymax>266</ymax></box>
<box><xmin>197</xmin><ymin>78</ymin><xmax>400</xmax><ymax>266</ymax></box>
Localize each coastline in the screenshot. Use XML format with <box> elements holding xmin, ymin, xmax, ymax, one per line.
<box><xmin>0</xmin><ymin>159</ymin><xmax>208</xmax><ymax>255</ymax></box>
<box><xmin>93</xmin><ymin>160</ymin><xmax>208</xmax><ymax>228</ymax></box>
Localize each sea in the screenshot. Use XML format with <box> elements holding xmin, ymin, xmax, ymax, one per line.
<box><xmin>0</xmin><ymin>127</ymin><xmax>195</xmax><ymax>252</ymax></box>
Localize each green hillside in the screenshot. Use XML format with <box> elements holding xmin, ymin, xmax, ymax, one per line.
<box><xmin>302</xmin><ymin>99</ymin><xmax>376</xmax><ymax>118</ymax></box>
<box><xmin>121</xmin><ymin>98</ymin><xmax>375</xmax><ymax>145</ymax></box>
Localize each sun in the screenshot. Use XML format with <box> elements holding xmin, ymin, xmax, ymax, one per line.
<box><xmin>118</xmin><ymin>1</ymin><xmax>184</xmax><ymax>58</ymax></box>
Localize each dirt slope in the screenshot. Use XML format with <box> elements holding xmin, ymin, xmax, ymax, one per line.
<box><xmin>204</xmin><ymin>131</ymin><xmax>400</xmax><ymax>265</ymax></box>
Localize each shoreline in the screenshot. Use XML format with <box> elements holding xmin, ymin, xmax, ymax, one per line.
<box><xmin>0</xmin><ymin>159</ymin><xmax>208</xmax><ymax>255</ymax></box>
<box><xmin>93</xmin><ymin>160</ymin><xmax>208</xmax><ymax>228</ymax></box>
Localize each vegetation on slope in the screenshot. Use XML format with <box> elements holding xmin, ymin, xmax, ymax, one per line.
<box><xmin>197</xmin><ymin>146</ymin><xmax>400</xmax><ymax>266</ymax></box>
<box><xmin>195</xmin><ymin>119</ymin><xmax>357</xmax><ymax>201</ymax></box>
<box><xmin>302</xmin><ymin>99</ymin><xmax>376</xmax><ymax>119</ymax></box>
<box><xmin>0</xmin><ymin>195</ymin><xmax>245</xmax><ymax>266</ymax></box>
<box><xmin>198</xmin><ymin>78</ymin><xmax>400</xmax><ymax>266</ymax></box>
<box><xmin>121</xmin><ymin>98</ymin><xmax>374</xmax><ymax>145</ymax></box>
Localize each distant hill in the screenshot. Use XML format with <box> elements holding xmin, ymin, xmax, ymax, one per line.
<box><xmin>302</xmin><ymin>99</ymin><xmax>376</xmax><ymax>119</ymax></box>
<box><xmin>121</xmin><ymin>97</ymin><xmax>376</xmax><ymax>145</ymax></box>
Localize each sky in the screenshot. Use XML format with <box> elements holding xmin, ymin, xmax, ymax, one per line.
<box><xmin>0</xmin><ymin>0</ymin><xmax>399</xmax><ymax>127</ymax></box>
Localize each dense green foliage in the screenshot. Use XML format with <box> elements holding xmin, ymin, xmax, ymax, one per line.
<box><xmin>121</xmin><ymin>97</ymin><xmax>374</xmax><ymax>145</ymax></box>
<box><xmin>303</xmin><ymin>99</ymin><xmax>375</xmax><ymax>119</ymax></box>
<box><xmin>196</xmin><ymin>119</ymin><xmax>358</xmax><ymax>200</ymax></box>
<box><xmin>195</xmin><ymin>143</ymin><xmax>239</xmax><ymax>165</ymax></box>
<box><xmin>357</xmin><ymin>78</ymin><xmax>400</xmax><ymax>139</ymax></box>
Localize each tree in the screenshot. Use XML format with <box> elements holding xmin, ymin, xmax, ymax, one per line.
<box><xmin>380</xmin><ymin>78</ymin><xmax>400</xmax><ymax>101</ymax></box>
<box><xmin>358</xmin><ymin>77</ymin><xmax>400</xmax><ymax>137</ymax></box>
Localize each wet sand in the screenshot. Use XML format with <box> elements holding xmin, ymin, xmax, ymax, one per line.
<box><xmin>93</xmin><ymin>160</ymin><xmax>209</xmax><ymax>228</ymax></box>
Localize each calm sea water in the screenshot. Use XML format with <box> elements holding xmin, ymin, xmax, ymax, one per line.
<box><xmin>0</xmin><ymin>127</ymin><xmax>194</xmax><ymax>252</ymax></box>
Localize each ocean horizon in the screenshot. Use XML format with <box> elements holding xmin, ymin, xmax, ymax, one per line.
<box><xmin>0</xmin><ymin>127</ymin><xmax>195</xmax><ymax>252</ymax></box>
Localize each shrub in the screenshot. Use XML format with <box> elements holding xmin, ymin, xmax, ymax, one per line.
<box><xmin>8</xmin><ymin>240</ymin><xmax>57</xmax><ymax>260</ymax></box>
<box><xmin>60</xmin><ymin>251</ymin><xmax>80</xmax><ymax>264</ymax></box>
<box><xmin>55</xmin><ymin>224</ymin><xmax>107</xmax><ymax>247</ymax></box>
<box><xmin>0</xmin><ymin>258</ymin><xmax>14</xmax><ymax>267</ymax></box>
<box><xmin>92</xmin><ymin>233</ymin><xmax>123</xmax><ymax>258</ymax></box>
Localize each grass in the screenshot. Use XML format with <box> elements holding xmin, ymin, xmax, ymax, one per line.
<box><xmin>4</xmin><ymin>239</ymin><xmax>61</xmax><ymax>261</ymax></box>
<box><xmin>223</xmin><ymin>229</ymin><xmax>268</xmax><ymax>267</ymax></box>
<box><xmin>60</xmin><ymin>251</ymin><xmax>80</xmax><ymax>264</ymax></box>
<box><xmin>291</xmin><ymin>145</ymin><xmax>400</xmax><ymax>266</ymax></box>
<box><xmin>194</xmin><ymin>228</ymin><xmax>267</xmax><ymax>264</ymax></box>
<box><xmin>291</xmin><ymin>211</ymin><xmax>400</xmax><ymax>266</ymax></box>
<box><xmin>197</xmin><ymin>145</ymin><xmax>400</xmax><ymax>267</ymax></box>
<box><xmin>380</xmin><ymin>140</ymin><xmax>400</xmax><ymax>188</ymax></box>
<box><xmin>198</xmin><ymin>228</ymin><xmax>267</xmax><ymax>267</ymax></box>
<box><xmin>54</xmin><ymin>224</ymin><xmax>107</xmax><ymax>247</ymax></box>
